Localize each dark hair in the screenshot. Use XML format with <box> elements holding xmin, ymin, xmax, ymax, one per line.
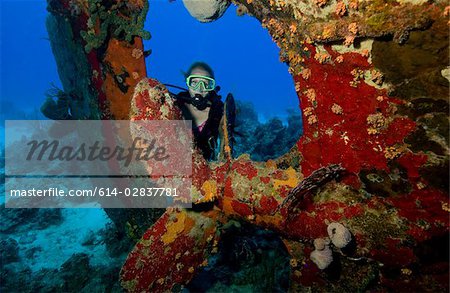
<box><xmin>184</xmin><ymin>62</ymin><xmax>215</xmax><ymax>79</ymax></box>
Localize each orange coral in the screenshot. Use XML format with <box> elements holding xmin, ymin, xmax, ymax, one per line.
<box><xmin>361</xmin><ymin>49</ymin><xmax>370</xmax><ymax>58</ymax></box>
<box><xmin>349</xmin><ymin>0</ymin><xmax>358</xmax><ymax>10</ymax></box>
<box><xmin>313</xmin><ymin>0</ymin><xmax>328</xmax><ymax>8</ymax></box>
<box><xmin>322</xmin><ymin>25</ymin><xmax>335</xmax><ymax>39</ymax></box>
<box><xmin>344</xmin><ymin>35</ymin><xmax>355</xmax><ymax>46</ymax></box>
<box><xmin>348</xmin><ymin>22</ymin><xmax>358</xmax><ymax>35</ymax></box>
<box><xmin>305</xmin><ymin>88</ymin><xmax>317</xmax><ymax>103</ymax></box>
<box><xmin>314</xmin><ymin>52</ymin><xmax>331</xmax><ymax>64</ymax></box>
<box><xmin>335</xmin><ymin>1</ymin><xmax>347</xmax><ymax>17</ymax></box>
<box><xmin>444</xmin><ymin>6</ymin><xmax>450</xmax><ymax>16</ymax></box>
<box><xmin>290</xmin><ymin>23</ymin><xmax>297</xmax><ymax>34</ymax></box>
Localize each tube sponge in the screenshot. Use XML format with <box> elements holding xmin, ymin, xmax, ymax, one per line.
<box><xmin>310</xmin><ymin>238</ymin><xmax>333</xmax><ymax>270</ymax></box>
<box><xmin>327</xmin><ymin>222</ymin><xmax>352</xmax><ymax>248</ymax></box>
<box><xmin>182</xmin><ymin>0</ymin><xmax>230</xmax><ymax>23</ymax></box>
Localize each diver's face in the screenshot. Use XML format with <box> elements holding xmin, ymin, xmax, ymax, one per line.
<box><xmin>188</xmin><ymin>67</ymin><xmax>211</xmax><ymax>98</ymax></box>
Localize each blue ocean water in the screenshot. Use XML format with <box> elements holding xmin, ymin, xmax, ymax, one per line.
<box><xmin>0</xmin><ymin>0</ymin><xmax>300</xmax><ymax>124</ymax></box>
<box><xmin>0</xmin><ymin>1</ymin><xmax>300</xmax><ymax>291</ymax></box>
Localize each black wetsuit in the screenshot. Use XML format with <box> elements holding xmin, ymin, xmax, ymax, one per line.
<box><xmin>174</xmin><ymin>91</ymin><xmax>224</xmax><ymax>161</ymax></box>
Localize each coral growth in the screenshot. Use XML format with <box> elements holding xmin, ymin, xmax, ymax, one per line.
<box><xmin>46</xmin><ymin>0</ymin><xmax>449</xmax><ymax>291</ymax></box>
<box><xmin>310</xmin><ymin>237</ymin><xmax>333</xmax><ymax>269</ymax></box>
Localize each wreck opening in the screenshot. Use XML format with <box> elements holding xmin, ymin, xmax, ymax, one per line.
<box><xmin>144</xmin><ymin>1</ymin><xmax>303</xmax><ymax>161</ymax></box>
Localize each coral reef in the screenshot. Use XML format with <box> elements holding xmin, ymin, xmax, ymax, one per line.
<box><xmin>46</xmin><ymin>0</ymin><xmax>149</xmax><ymax>120</ymax></box>
<box><xmin>0</xmin><ymin>238</ymin><xmax>19</xmax><ymax>264</ymax></box>
<box><xmin>46</xmin><ymin>0</ymin><xmax>449</xmax><ymax>291</ymax></box>
<box><xmin>233</xmin><ymin>101</ymin><xmax>302</xmax><ymax>161</ymax></box>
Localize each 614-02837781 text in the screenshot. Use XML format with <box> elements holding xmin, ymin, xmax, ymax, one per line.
<box><xmin>97</xmin><ymin>187</ymin><xmax>179</xmax><ymax>197</ymax></box>
<box><xmin>9</xmin><ymin>187</ymin><xmax>179</xmax><ymax>197</ymax></box>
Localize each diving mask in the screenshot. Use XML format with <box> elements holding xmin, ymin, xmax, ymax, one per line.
<box><xmin>186</xmin><ymin>74</ymin><xmax>215</xmax><ymax>92</ymax></box>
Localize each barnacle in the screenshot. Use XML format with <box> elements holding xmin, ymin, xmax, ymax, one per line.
<box><xmin>275</xmin><ymin>0</ymin><xmax>287</xmax><ymax>9</ymax></box>
<box><xmin>288</xmin><ymin>50</ymin><xmax>303</xmax><ymax>66</ymax></box>
<box><xmin>349</xmin><ymin>80</ymin><xmax>359</xmax><ymax>87</ymax></box>
<box><xmin>308</xmin><ymin>115</ymin><xmax>318</xmax><ymax>125</ymax></box>
<box><xmin>348</xmin><ymin>22</ymin><xmax>358</xmax><ymax>35</ymax></box>
<box><xmin>314</xmin><ymin>52</ymin><xmax>331</xmax><ymax>64</ymax></box>
<box><xmin>335</xmin><ymin>1</ymin><xmax>347</xmax><ymax>17</ymax></box>
<box><xmin>292</xmin><ymin>7</ymin><xmax>303</xmax><ymax>20</ymax></box>
<box><xmin>236</xmin><ymin>4</ymin><xmax>249</xmax><ymax>16</ymax></box>
<box><xmin>370</xmin><ymin>69</ymin><xmax>384</xmax><ymax>85</ymax></box>
<box><xmin>366</xmin><ymin>112</ymin><xmax>387</xmax><ymax>132</ymax></box>
<box><xmin>132</xmin><ymin>48</ymin><xmax>143</xmax><ymax>59</ymax></box>
<box><xmin>335</xmin><ymin>55</ymin><xmax>344</xmax><ymax>63</ymax></box>
<box><xmin>322</xmin><ymin>25</ymin><xmax>335</xmax><ymax>39</ymax></box>
<box><xmin>384</xmin><ymin>144</ymin><xmax>408</xmax><ymax>160</ymax></box>
<box><xmin>303</xmin><ymin>107</ymin><xmax>314</xmax><ymax>116</ymax></box>
<box><xmin>132</xmin><ymin>71</ymin><xmax>140</xmax><ymax>80</ymax></box>
<box><xmin>367</xmin><ymin>127</ymin><xmax>378</xmax><ymax>135</ymax></box>
<box><xmin>289</xmin><ymin>23</ymin><xmax>297</xmax><ymax>34</ymax></box>
<box><xmin>350</xmin><ymin>68</ymin><xmax>364</xmax><ymax>86</ymax></box>
<box><xmin>401</xmin><ymin>268</ymin><xmax>412</xmax><ymax>275</ymax></box>
<box><xmin>351</xmin><ymin>68</ymin><xmax>365</xmax><ymax>80</ymax></box>
<box><xmin>444</xmin><ymin>6</ymin><xmax>450</xmax><ymax>16</ymax></box>
<box><xmin>305</xmin><ymin>88</ymin><xmax>317</xmax><ymax>103</ymax></box>
<box><xmin>417</xmin><ymin>181</ymin><xmax>426</xmax><ymax>190</ymax></box>
<box><xmin>361</xmin><ymin>49</ymin><xmax>370</xmax><ymax>58</ymax></box>
<box><xmin>301</xmin><ymin>68</ymin><xmax>311</xmax><ymax>80</ymax></box>
<box><xmin>349</xmin><ymin>0</ymin><xmax>358</xmax><ymax>10</ymax></box>
<box><xmin>313</xmin><ymin>0</ymin><xmax>328</xmax><ymax>8</ymax></box>
<box><xmin>344</xmin><ymin>35</ymin><xmax>355</xmax><ymax>46</ymax></box>
<box><xmin>279</xmin><ymin>53</ymin><xmax>288</xmax><ymax>63</ymax></box>
<box><xmin>331</xmin><ymin>103</ymin><xmax>343</xmax><ymax>115</ymax></box>
<box><xmin>377</xmin><ymin>96</ymin><xmax>385</xmax><ymax>102</ymax></box>
<box><xmin>340</xmin><ymin>131</ymin><xmax>350</xmax><ymax>145</ymax></box>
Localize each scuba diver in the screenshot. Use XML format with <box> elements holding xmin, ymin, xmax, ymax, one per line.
<box><xmin>166</xmin><ymin>62</ymin><xmax>235</xmax><ymax>161</ymax></box>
